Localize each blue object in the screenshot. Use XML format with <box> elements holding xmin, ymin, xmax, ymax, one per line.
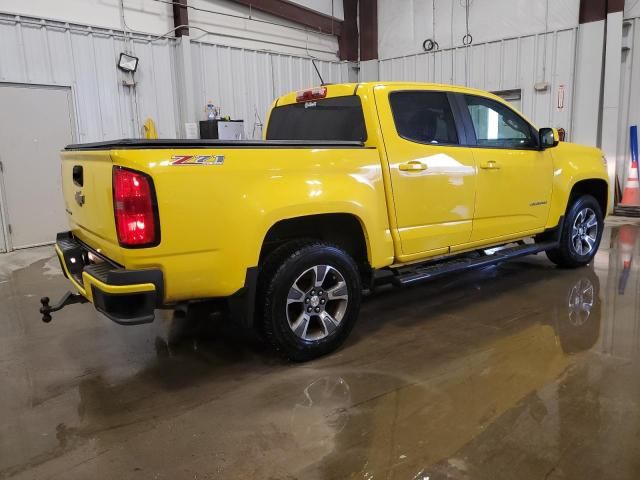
<box><xmin>631</xmin><ymin>125</ymin><xmax>638</xmax><ymax>165</ymax></box>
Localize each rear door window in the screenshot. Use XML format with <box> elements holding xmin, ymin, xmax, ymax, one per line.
<box><xmin>266</xmin><ymin>95</ymin><xmax>366</xmax><ymax>141</ymax></box>
<box><xmin>389</xmin><ymin>91</ymin><xmax>459</xmax><ymax>145</ymax></box>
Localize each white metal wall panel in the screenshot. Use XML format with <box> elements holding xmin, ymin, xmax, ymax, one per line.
<box><xmin>0</xmin><ymin>14</ymin><xmax>180</xmax><ymax>142</ymax></box>
<box><xmin>376</xmin><ymin>28</ymin><xmax>578</xmax><ymax>137</ymax></box>
<box><xmin>379</xmin><ymin>0</ymin><xmax>579</xmax><ymax>59</ymax></box>
<box><xmin>191</xmin><ymin>41</ymin><xmax>350</xmax><ymax>138</ymax></box>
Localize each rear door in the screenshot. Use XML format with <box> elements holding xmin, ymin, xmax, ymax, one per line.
<box><xmin>374</xmin><ymin>86</ymin><xmax>477</xmax><ymax>260</ymax></box>
<box><xmin>456</xmin><ymin>94</ymin><xmax>553</xmax><ymax>244</ymax></box>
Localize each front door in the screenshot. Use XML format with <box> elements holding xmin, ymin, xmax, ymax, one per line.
<box><xmin>375</xmin><ymin>86</ymin><xmax>477</xmax><ymax>260</ymax></box>
<box><xmin>459</xmin><ymin>94</ymin><xmax>553</xmax><ymax>243</ymax></box>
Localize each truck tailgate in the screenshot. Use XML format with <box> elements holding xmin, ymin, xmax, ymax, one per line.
<box><xmin>61</xmin><ymin>150</ymin><xmax>120</xmax><ymax>254</ymax></box>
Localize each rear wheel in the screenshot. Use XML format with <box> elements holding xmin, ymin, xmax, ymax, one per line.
<box><xmin>258</xmin><ymin>241</ymin><xmax>362</xmax><ymax>361</ymax></box>
<box><xmin>546</xmin><ymin>194</ymin><xmax>603</xmax><ymax>268</ymax></box>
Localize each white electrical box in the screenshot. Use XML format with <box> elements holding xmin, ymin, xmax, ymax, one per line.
<box><xmin>217</xmin><ymin>121</ymin><xmax>245</xmax><ymax>140</ymax></box>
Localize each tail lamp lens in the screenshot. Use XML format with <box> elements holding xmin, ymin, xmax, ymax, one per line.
<box><xmin>113</xmin><ymin>167</ymin><xmax>158</xmax><ymax>247</ymax></box>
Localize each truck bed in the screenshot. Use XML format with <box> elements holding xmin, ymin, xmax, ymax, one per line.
<box><xmin>64</xmin><ymin>139</ymin><xmax>365</xmax><ymax>151</ymax></box>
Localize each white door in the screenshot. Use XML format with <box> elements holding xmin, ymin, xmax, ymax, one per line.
<box><xmin>0</xmin><ymin>84</ymin><xmax>74</xmax><ymax>250</ymax></box>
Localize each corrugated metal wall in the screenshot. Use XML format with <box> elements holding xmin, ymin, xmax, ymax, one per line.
<box><xmin>617</xmin><ymin>16</ymin><xmax>640</xmax><ymax>186</ymax></box>
<box><xmin>0</xmin><ymin>14</ymin><xmax>179</xmax><ymax>141</ymax></box>
<box><xmin>374</xmin><ymin>28</ymin><xmax>578</xmax><ymax>137</ymax></box>
<box><xmin>0</xmin><ymin>14</ymin><xmax>350</xmax><ymax>143</ymax></box>
<box><xmin>190</xmin><ymin>41</ymin><xmax>351</xmax><ymax>138</ymax></box>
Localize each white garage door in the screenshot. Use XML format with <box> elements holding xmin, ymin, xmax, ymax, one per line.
<box><xmin>0</xmin><ymin>84</ymin><xmax>74</xmax><ymax>251</ymax></box>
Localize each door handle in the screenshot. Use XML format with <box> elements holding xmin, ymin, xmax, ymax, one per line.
<box><xmin>399</xmin><ymin>161</ymin><xmax>428</xmax><ymax>172</ymax></box>
<box><xmin>480</xmin><ymin>161</ymin><xmax>501</xmax><ymax>170</ymax></box>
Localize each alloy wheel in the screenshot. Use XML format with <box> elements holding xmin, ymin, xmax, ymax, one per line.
<box><xmin>571</xmin><ymin>207</ymin><xmax>598</xmax><ymax>256</ymax></box>
<box><xmin>286</xmin><ymin>265</ymin><xmax>349</xmax><ymax>341</ymax></box>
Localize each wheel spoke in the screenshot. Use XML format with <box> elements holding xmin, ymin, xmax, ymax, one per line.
<box><xmin>327</xmin><ymin>281</ymin><xmax>348</xmax><ymax>301</ymax></box>
<box><xmin>292</xmin><ymin>313</ymin><xmax>311</xmax><ymax>338</ymax></box>
<box><xmin>287</xmin><ymin>285</ymin><xmax>306</xmax><ymax>305</ymax></box>
<box><xmin>586</xmin><ymin>214</ymin><xmax>598</xmax><ymax>229</ymax></box>
<box><xmin>573</xmin><ymin>236</ymin><xmax>582</xmax><ymax>255</ymax></box>
<box><xmin>319</xmin><ymin>311</ymin><xmax>339</xmax><ymax>336</ymax></box>
<box><xmin>584</xmin><ymin>234</ymin><xmax>595</xmax><ymax>252</ymax></box>
<box><xmin>313</xmin><ymin>265</ymin><xmax>329</xmax><ymax>288</ymax></box>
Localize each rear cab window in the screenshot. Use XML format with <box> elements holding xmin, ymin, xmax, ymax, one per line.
<box><xmin>389</xmin><ymin>91</ymin><xmax>459</xmax><ymax>145</ymax></box>
<box><xmin>266</xmin><ymin>95</ymin><xmax>367</xmax><ymax>141</ymax></box>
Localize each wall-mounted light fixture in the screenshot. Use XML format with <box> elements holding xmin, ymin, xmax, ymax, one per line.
<box><xmin>117</xmin><ymin>53</ymin><xmax>139</xmax><ymax>73</ymax></box>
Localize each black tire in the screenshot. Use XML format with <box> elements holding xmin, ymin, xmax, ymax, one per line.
<box><xmin>546</xmin><ymin>194</ymin><xmax>603</xmax><ymax>268</ymax></box>
<box><xmin>258</xmin><ymin>240</ymin><xmax>362</xmax><ymax>362</ymax></box>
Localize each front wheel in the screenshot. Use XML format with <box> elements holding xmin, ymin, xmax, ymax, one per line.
<box><xmin>258</xmin><ymin>241</ymin><xmax>362</xmax><ymax>362</ymax></box>
<box><xmin>546</xmin><ymin>194</ymin><xmax>604</xmax><ymax>268</ymax></box>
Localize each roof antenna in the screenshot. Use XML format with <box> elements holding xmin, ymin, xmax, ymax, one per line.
<box><xmin>312</xmin><ymin>59</ymin><xmax>326</xmax><ymax>86</ymax></box>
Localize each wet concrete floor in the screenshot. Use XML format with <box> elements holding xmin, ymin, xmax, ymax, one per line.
<box><xmin>2</xmin><ymin>219</ymin><xmax>640</xmax><ymax>479</ymax></box>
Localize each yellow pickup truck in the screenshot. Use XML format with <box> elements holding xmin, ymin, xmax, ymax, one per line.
<box><xmin>41</xmin><ymin>82</ymin><xmax>609</xmax><ymax>361</ymax></box>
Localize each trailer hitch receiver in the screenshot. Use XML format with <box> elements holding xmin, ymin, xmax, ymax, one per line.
<box><xmin>40</xmin><ymin>292</ymin><xmax>88</xmax><ymax>323</ymax></box>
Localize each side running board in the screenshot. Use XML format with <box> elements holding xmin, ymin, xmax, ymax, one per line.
<box><xmin>392</xmin><ymin>241</ymin><xmax>558</xmax><ymax>287</ymax></box>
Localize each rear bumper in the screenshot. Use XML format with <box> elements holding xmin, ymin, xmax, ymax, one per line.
<box><xmin>55</xmin><ymin>232</ymin><xmax>163</xmax><ymax>324</ymax></box>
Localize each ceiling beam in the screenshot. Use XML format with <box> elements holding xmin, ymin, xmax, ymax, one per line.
<box><xmin>228</xmin><ymin>0</ymin><xmax>342</xmax><ymax>36</ymax></box>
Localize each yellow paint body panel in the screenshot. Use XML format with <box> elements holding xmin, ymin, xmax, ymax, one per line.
<box><xmin>59</xmin><ymin>82</ymin><xmax>608</xmax><ymax>304</ymax></box>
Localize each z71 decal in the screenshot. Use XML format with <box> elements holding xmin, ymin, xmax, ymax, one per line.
<box><xmin>170</xmin><ymin>155</ymin><xmax>224</xmax><ymax>165</ymax></box>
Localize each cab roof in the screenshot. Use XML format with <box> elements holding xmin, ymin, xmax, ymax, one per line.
<box><xmin>275</xmin><ymin>81</ymin><xmax>503</xmax><ymax>106</ymax></box>
<box><xmin>274</xmin><ymin>81</ymin><xmax>533</xmax><ymax>127</ymax></box>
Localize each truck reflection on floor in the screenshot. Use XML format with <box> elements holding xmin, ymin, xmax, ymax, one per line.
<box><xmin>52</xmin><ymin>265</ymin><xmax>601</xmax><ymax>475</ymax></box>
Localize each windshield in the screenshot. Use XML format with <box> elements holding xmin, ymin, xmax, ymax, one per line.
<box><xmin>266</xmin><ymin>95</ymin><xmax>367</xmax><ymax>142</ymax></box>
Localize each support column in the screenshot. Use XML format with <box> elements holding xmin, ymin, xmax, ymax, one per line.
<box><xmin>571</xmin><ymin>1</ymin><xmax>606</xmax><ymax>147</ymax></box>
<box><xmin>573</xmin><ymin>0</ymin><xmax>625</xmax><ymax>212</ymax></box>
<box><xmin>359</xmin><ymin>0</ymin><xmax>378</xmax><ymax>61</ymax></box>
<box><xmin>571</xmin><ymin>24</ymin><xmax>605</xmax><ymax>147</ymax></box>
<box><xmin>171</xmin><ymin>0</ymin><xmax>196</xmax><ymax>138</ymax></box>
<box><xmin>172</xmin><ymin>0</ymin><xmax>189</xmax><ymax>37</ymax></box>
<box><xmin>358</xmin><ymin>59</ymin><xmax>379</xmax><ymax>81</ymax></box>
<box><xmin>176</xmin><ymin>36</ymin><xmax>196</xmax><ymax>138</ymax></box>
<box><xmin>339</xmin><ymin>0</ymin><xmax>358</xmax><ymax>61</ymax></box>
<box><xmin>601</xmin><ymin>2</ymin><xmax>624</xmax><ymax>210</ymax></box>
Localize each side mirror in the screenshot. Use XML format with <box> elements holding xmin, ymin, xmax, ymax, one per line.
<box><xmin>539</xmin><ymin>127</ymin><xmax>559</xmax><ymax>148</ymax></box>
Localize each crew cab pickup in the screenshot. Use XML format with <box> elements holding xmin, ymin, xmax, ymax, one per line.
<box><xmin>43</xmin><ymin>82</ymin><xmax>609</xmax><ymax>361</ymax></box>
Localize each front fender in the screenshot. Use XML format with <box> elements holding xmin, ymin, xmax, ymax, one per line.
<box><xmin>546</xmin><ymin>142</ymin><xmax>609</xmax><ymax>228</ymax></box>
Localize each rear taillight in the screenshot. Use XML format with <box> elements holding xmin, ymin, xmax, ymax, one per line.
<box><xmin>296</xmin><ymin>86</ymin><xmax>327</xmax><ymax>102</ymax></box>
<box><xmin>113</xmin><ymin>167</ymin><xmax>159</xmax><ymax>247</ymax></box>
